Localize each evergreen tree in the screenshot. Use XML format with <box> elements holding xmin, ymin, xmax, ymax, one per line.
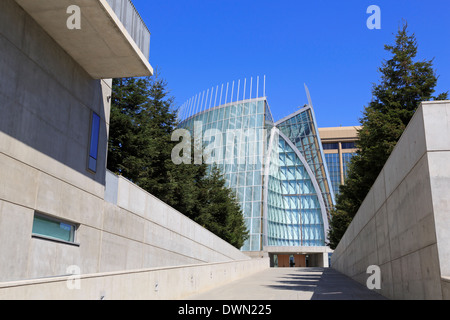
<box><xmin>328</xmin><ymin>22</ymin><xmax>448</xmax><ymax>249</ymax></box>
<box><xmin>108</xmin><ymin>73</ymin><xmax>179</xmax><ymax>202</ymax></box>
<box><xmin>108</xmin><ymin>73</ymin><xmax>249</xmax><ymax>249</ymax></box>
<box><xmin>328</xmin><ymin>209</ymin><xmax>352</xmax><ymax>250</ymax></box>
<box><xmin>132</xmin><ymin>74</ymin><xmax>178</xmax><ymax>200</ymax></box>
<box><xmin>107</xmin><ymin>77</ymin><xmax>154</xmax><ymax>183</ymax></box>
<box><xmin>196</xmin><ymin>166</ymin><xmax>249</xmax><ymax>249</ymax></box>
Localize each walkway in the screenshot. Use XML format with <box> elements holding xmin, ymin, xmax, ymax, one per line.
<box><xmin>186</xmin><ymin>267</ymin><xmax>387</xmax><ymax>300</ymax></box>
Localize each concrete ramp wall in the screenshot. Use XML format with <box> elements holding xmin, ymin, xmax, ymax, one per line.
<box><xmin>103</xmin><ymin>171</ymin><xmax>251</xmax><ymax>268</ymax></box>
<box><xmin>331</xmin><ymin>101</ymin><xmax>450</xmax><ymax>300</ymax></box>
<box><xmin>0</xmin><ymin>170</ymin><xmax>268</xmax><ymax>299</ymax></box>
<box><xmin>0</xmin><ymin>258</ymin><xmax>269</xmax><ymax>300</ymax></box>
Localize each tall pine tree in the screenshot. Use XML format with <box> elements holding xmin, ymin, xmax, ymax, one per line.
<box><xmin>328</xmin><ymin>22</ymin><xmax>448</xmax><ymax>249</ymax></box>
<box><xmin>107</xmin><ymin>74</ymin><xmax>177</xmax><ymax>200</ymax></box>
<box><xmin>107</xmin><ymin>77</ymin><xmax>154</xmax><ymax>183</ymax></box>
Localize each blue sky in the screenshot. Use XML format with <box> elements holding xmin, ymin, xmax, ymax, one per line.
<box><xmin>132</xmin><ymin>0</ymin><xmax>450</xmax><ymax>127</ymax></box>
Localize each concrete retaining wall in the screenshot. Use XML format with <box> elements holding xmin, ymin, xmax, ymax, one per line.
<box><xmin>100</xmin><ymin>171</ymin><xmax>251</xmax><ymax>271</ymax></box>
<box><xmin>0</xmin><ymin>258</ymin><xmax>269</xmax><ymax>300</ymax></box>
<box><xmin>331</xmin><ymin>101</ymin><xmax>450</xmax><ymax>300</ymax></box>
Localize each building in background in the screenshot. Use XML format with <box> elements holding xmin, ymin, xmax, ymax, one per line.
<box><xmin>178</xmin><ymin>82</ymin><xmax>333</xmax><ymax>266</ymax></box>
<box><xmin>319</xmin><ymin>126</ymin><xmax>360</xmax><ymax>195</ymax></box>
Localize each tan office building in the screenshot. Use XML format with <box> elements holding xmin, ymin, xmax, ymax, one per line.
<box><xmin>319</xmin><ymin>126</ymin><xmax>361</xmax><ymax>195</ymax></box>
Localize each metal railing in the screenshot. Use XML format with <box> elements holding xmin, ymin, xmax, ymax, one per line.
<box><xmin>106</xmin><ymin>0</ymin><xmax>151</xmax><ymax>60</ymax></box>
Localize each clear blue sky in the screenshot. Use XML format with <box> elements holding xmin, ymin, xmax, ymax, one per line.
<box><xmin>132</xmin><ymin>0</ymin><xmax>450</xmax><ymax>127</ymax></box>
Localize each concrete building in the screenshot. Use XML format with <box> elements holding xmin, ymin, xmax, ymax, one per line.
<box><xmin>319</xmin><ymin>126</ymin><xmax>361</xmax><ymax>195</ymax></box>
<box><xmin>331</xmin><ymin>101</ymin><xmax>450</xmax><ymax>300</ymax></box>
<box><xmin>177</xmin><ymin>83</ymin><xmax>333</xmax><ymax>267</ymax></box>
<box><xmin>0</xmin><ymin>0</ymin><xmax>268</xmax><ymax>298</ymax></box>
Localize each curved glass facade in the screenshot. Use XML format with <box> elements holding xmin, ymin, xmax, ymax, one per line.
<box><xmin>276</xmin><ymin>106</ymin><xmax>335</xmax><ymax>215</ymax></box>
<box><xmin>179</xmin><ymin>98</ymin><xmax>267</xmax><ymax>251</ymax></box>
<box><xmin>265</xmin><ymin>130</ymin><xmax>326</xmax><ymax>247</ymax></box>
<box><xmin>178</xmin><ymin>91</ymin><xmax>333</xmax><ymax>252</ymax></box>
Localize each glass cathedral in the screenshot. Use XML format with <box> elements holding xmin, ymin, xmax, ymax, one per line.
<box><xmin>178</xmin><ymin>84</ymin><xmax>334</xmax><ymax>252</ymax></box>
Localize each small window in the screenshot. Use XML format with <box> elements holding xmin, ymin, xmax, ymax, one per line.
<box><xmin>322</xmin><ymin>143</ymin><xmax>338</xmax><ymax>150</ymax></box>
<box><xmin>342</xmin><ymin>142</ymin><xmax>356</xmax><ymax>149</ymax></box>
<box><xmin>88</xmin><ymin>112</ymin><xmax>100</xmax><ymax>172</ymax></box>
<box><xmin>32</xmin><ymin>213</ymin><xmax>78</xmax><ymax>245</ymax></box>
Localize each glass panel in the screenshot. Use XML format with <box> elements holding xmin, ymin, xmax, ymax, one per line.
<box><xmin>224</xmin><ymin>106</ymin><xmax>230</xmax><ymax>119</ymax></box>
<box><xmin>243</xmin><ymin>103</ymin><xmax>249</xmax><ymax>116</ymax></box>
<box><xmin>88</xmin><ymin>112</ymin><xmax>100</xmax><ymax>172</ymax></box>
<box><xmin>89</xmin><ymin>113</ymin><xmax>100</xmax><ymax>159</ymax></box>
<box><xmin>322</xmin><ymin>143</ymin><xmax>339</xmax><ymax>150</ymax></box>
<box><xmin>32</xmin><ymin>214</ymin><xmax>75</xmax><ymax>243</ymax></box>
<box><xmin>252</xmin><ymin>218</ymin><xmax>261</xmax><ymax>233</ymax></box>
<box><xmin>88</xmin><ymin>157</ymin><xmax>97</xmax><ymax>172</ymax></box>
<box><xmin>342</xmin><ymin>142</ymin><xmax>356</xmax><ymax>149</ymax></box>
<box><xmin>230</xmin><ymin>104</ymin><xmax>237</xmax><ymax>118</ymax></box>
<box><xmin>257</xmin><ymin>101</ymin><xmax>264</xmax><ymax>114</ymax></box>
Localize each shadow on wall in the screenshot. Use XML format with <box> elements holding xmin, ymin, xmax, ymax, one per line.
<box><xmin>0</xmin><ymin>71</ymin><xmax>109</xmax><ymax>186</ymax></box>
<box><xmin>0</xmin><ymin>1</ymin><xmax>109</xmax><ymax>186</ymax></box>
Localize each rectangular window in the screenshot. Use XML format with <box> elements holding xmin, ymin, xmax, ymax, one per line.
<box><xmin>342</xmin><ymin>142</ymin><xmax>356</xmax><ymax>149</ymax></box>
<box><xmin>88</xmin><ymin>112</ymin><xmax>100</xmax><ymax>172</ymax></box>
<box><xmin>32</xmin><ymin>213</ymin><xmax>78</xmax><ymax>245</ymax></box>
<box><xmin>322</xmin><ymin>142</ymin><xmax>339</xmax><ymax>150</ymax></box>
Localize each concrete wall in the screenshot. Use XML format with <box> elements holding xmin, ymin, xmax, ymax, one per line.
<box><xmin>0</xmin><ymin>258</ymin><xmax>269</xmax><ymax>300</ymax></box>
<box><xmin>0</xmin><ymin>0</ymin><xmax>111</xmax><ymax>282</ymax></box>
<box><xmin>0</xmin><ymin>0</ymin><xmax>253</xmax><ymax>287</ymax></box>
<box><xmin>1</xmin><ymin>0</ymin><xmax>111</xmax><ymax>190</ymax></box>
<box><xmin>99</xmin><ymin>171</ymin><xmax>251</xmax><ymax>272</ymax></box>
<box><xmin>331</xmin><ymin>101</ymin><xmax>450</xmax><ymax>300</ymax></box>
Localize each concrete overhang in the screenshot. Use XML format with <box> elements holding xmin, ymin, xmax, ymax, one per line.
<box><xmin>15</xmin><ymin>0</ymin><xmax>153</xmax><ymax>79</ymax></box>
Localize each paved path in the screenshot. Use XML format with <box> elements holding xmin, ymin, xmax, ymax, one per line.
<box><xmin>186</xmin><ymin>267</ymin><xmax>387</xmax><ymax>300</ymax></box>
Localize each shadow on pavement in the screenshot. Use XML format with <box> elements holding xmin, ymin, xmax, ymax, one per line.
<box><xmin>265</xmin><ymin>268</ymin><xmax>387</xmax><ymax>300</ymax></box>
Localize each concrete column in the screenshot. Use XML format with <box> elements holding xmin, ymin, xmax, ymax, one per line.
<box><xmin>322</xmin><ymin>252</ymin><xmax>329</xmax><ymax>268</ymax></box>
<box><xmin>338</xmin><ymin>142</ymin><xmax>344</xmax><ymax>186</ymax></box>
